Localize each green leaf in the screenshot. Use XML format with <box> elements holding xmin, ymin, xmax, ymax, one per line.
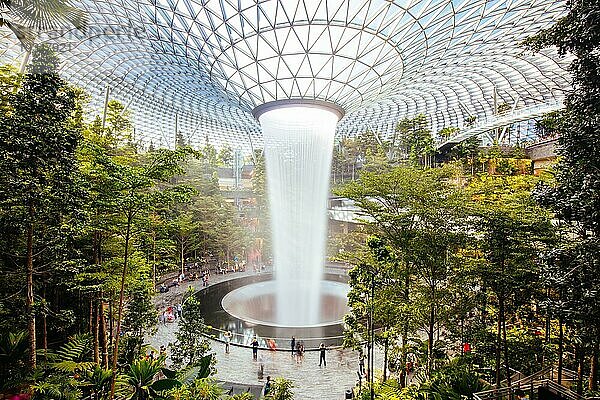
<box><xmin>149</xmin><ymin>378</ymin><xmax>182</xmax><ymax>392</ymax></box>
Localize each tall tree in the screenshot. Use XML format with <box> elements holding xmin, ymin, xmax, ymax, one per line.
<box><xmin>337</xmin><ymin>165</ymin><xmax>468</xmax><ymax>379</ymax></box>
<box><xmin>525</xmin><ymin>0</ymin><xmax>600</xmax><ymax>390</ymax></box>
<box><xmin>467</xmin><ymin>175</ymin><xmax>553</xmax><ymax>386</ymax></box>
<box><xmin>396</xmin><ymin>114</ymin><xmax>435</xmax><ymax>167</ymax></box>
<box><xmin>0</xmin><ymin>44</ymin><xmax>83</xmax><ymax>370</ymax></box>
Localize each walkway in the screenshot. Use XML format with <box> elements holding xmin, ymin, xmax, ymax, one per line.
<box><xmin>436</xmin><ymin>100</ymin><xmax>563</xmax><ymax>150</ymax></box>
<box><xmin>149</xmin><ymin>268</ymin><xmax>379</xmax><ymax>399</ymax></box>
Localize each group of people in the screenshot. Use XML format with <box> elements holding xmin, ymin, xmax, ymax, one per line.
<box><xmin>245</xmin><ymin>335</ymin><xmax>326</xmax><ymax>367</ymax></box>
<box><xmin>157</xmin><ymin>267</ymin><xmax>212</xmax><ymax>292</ymax></box>
<box><xmin>178</xmin><ymin>270</ymin><xmax>210</xmax><ymax>286</ymax></box>
<box><xmin>158</xmin><ymin>303</ymin><xmax>182</xmax><ymax>325</ymax></box>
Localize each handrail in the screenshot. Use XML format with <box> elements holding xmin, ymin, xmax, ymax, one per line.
<box><xmin>474</xmin><ymin>367</ymin><xmax>586</xmax><ymax>400</ymax></box>
<box><xmin>543</xmin><ymin>380</ymin><xmax>585</xmax><ymax>400</ymax></box>
<box><xmin>197</xmin><ymin>322</ymin><xmax>348</xmax><ymax>351</ymax></box>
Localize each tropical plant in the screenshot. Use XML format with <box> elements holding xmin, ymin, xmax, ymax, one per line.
<box><xmin>124</xmin><ymin>357</ymin><xmax>182</xmax><ymax>400</ymax></box>
<box><xmin>265</xmin><ymin>377</ymin><xmax>294</xmax><ymax>400</ymax></box>
<box><xmin>525</xmin><ymin>0</ymin><xmax>600</xmax><ymax>390</ymax></box>
<box><xmin>0</xmin><ymin>330</ymin><xmax>29</xmax><ymax>390</ymax></box>
<box><xmin>0</xmin><ymin>0</ymin><xmax>87</xmax><ymax>72</ymax></box>
<box><xmin>0</xmin><ymin>44</ymin><xmax>84</xmax><ymax>371</ymax></box>
<box><xmin>169</xmin><ymin>290</ymin><xmax>211</xmax><ymax>369</ymax></box>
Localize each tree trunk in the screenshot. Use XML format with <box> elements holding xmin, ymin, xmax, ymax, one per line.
<box><xmin>180</xmin><ymin>238</ymin><xmax>185</xmax><ymax>276</ymax></box>
<box><xmin>481</xmin><ymin>286</ymin><xmax>488</xmax><ymax>324</ymax></box>
<box><xmin>427</xmin><ymin>284</ymin><xmax>436</xmax><ymax>378</ymax></box>
<box><xmin>576</xmin><ymin>343</ymin><xmax>584</xmax><ymax>395</ymax></box>
<box><xmin>109</xmin><ymin>212</ymin><xmax>133</xmax><ymax>400</ymax></box>
<box><xmin>108</xmin><ymin>299</ymin><xmax>113</xmax><ymax>358</ymax></box>
<box><xmin>589</xmin><ymin>342</ymin><xmax>599</xmax><ymax>392</ymax></box>
<box><xmin>42</xmin><ymin>306</ymin><xmax>47</xmax><ymax>364</ymax></box>
<box><xmin>495</xmin><ymin>295</ymin><xmax>503</xmax><ymax>387</ymax></box>
<box><xmin>26</xmin><ymin>203</ymin><xmax>36</xmax><ymax>371</ymax></box>
<box><xmin>93</xmin><ymin>298</ymin><xmax>100</xmax><ymax>365</ymax></box>
<box><xmin>400</xmin><ymin>272</ymin><xmax>410</xmax><ymax>388</ymax></box>
<box><xmin>19</xmin><ymin>48</ymin><xmax>32</xmax><ymax>74</ymax></box>
<box><xmin>99</xmin><ymin>292</ymin><xmax>109</xmax><ymax>368</ymax></box>
<box><xmin>383</xmin><ymin>336</ymin><xmax>389</xmax><ymax>382</ymax></box>
<box><xmin>502</xmin><ymin>302</ymin><xmax>511</xmax><ymax>387</ymax></box>
<box><xmin>152</xmin><ymin>232</ymin><xmax>157</xmax><ymax>288</ymax></box>
<box><xmin>558</xmin><ymin>318</ymin><xmax>564</xmax><ymax>385</ymax></box>
<box><xmin>89</xmin><ymin>299</ymin><xmax>94</xmax><ymax>334</ymax></box>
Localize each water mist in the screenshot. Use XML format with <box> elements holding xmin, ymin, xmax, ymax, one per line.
<box><xmin>257</xmin><ymin>102</ymin><xmax>341</xmax><ymax>326</ymax></box>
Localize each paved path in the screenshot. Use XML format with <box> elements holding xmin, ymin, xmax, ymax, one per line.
<box><xmin>149</xmin><ymin>268</ymin><xmax>381</xmax><ymax>399</ymax></box>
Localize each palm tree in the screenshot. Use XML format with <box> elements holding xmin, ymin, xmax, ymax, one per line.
<box><xmin>0</xmin><ymin>0</ymin><xmax>87</xmax><ymax>72</ymax></box>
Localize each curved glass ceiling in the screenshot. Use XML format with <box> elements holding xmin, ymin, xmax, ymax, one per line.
<box><xmin>0</xmin><ymin>0</ymin><xmax>571</xmax><ymax>151</ymax></box>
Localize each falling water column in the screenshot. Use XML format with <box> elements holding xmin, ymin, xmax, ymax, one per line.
<box><xmin>254</xmin><ymin>100</ymin><xmax>343</xmax><ymax>326</ymax></box>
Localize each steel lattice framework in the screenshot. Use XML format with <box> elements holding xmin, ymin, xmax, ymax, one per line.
<box><xmin>1</xmin><ymin>0</ymin><xmax>571</xmax><ymax>151</ymax></box>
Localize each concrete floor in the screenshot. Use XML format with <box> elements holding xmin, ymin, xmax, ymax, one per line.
<box><xmin>148</xmin><ymin>269</ymin><xmax>381</xmax><ymax>399</ymax></box>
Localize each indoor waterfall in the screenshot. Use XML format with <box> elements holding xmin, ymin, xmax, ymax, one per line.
<box><xmin>258</xmin><ymin>103</ymin><xmax>340</xmax><ymax>326</ymax></box>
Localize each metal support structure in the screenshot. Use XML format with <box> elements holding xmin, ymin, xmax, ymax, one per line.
<box><xmin>458</xmin><ymin>100</ymin><xmax>474</xmax><ymax>119</ymax></box>
<box><xmin>18</xmin><ymin>49</ymin><xmax>32</xmax><ymax>75</ymax></box>
<box><xmin>498</xmin><ymin>95</ymin><xmax>521</xmax><ymax>145</ymax></box>
<box><xmin>493</xmin><ymin>86</ymin><xmax>499</xmax><ymax>142</ymax></box>
<box><xmin>174</xmin><ymin>113</ymin><xmax>179</xmax><ymax>148</ymax></box>
<box><xmin>119</xmin><ymin>96</ymin><xmax>135</xmax><ymax>117</ymax></box>
<box><xmin>101</xmin><ymin>85</ymin><xmax>111</xmax><ymax>129</ymax></box>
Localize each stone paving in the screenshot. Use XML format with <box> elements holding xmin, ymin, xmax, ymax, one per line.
<box><xmin>148</xmin><ymin>269</ymin><xmax>383</xmax><ymax>399</ymax></box>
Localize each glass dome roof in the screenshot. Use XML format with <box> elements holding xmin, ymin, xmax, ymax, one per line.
<box><xmin>0</xmin><ymin>0</ymin><xmax>571</xmax><ymax>151</ymax></box>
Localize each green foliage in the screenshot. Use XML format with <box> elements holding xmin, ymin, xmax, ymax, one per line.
<box><xmin>0</xmin><ymin>331</ymin><xmax>29</xmax><ymax>390</ymax></box>
<box><xmin>218</xmin><ymin>144</ymin><xmax>233</xmax><ymax>166</ymax></box>
<box><xmin>438</xmin><ymin>127</ymin><xmax>459</xmax><ymax>140</ymax></box>
<box><xmin>419</xmin><ymin>358</ymin><xmax>490</xmax><ymax>400</ymax></box>
<box><xmin>534</xmin><ymin>110</ymin><xmax>563</xmax><ymax>139</ymax></box>
<box><xmin>396</xmin><ymin>114</ymin><xmax>435</xmax><ymax>167</ymax></box>
<box><xmin>170</xmin><ymin>290</ymin><xmax>212</xmax><ymax>369</ymax></box>
<box><xmin>265</xmin><ymin>377</ymin><xmax>294</xmax><ymax>400</ymax></box>
<box><xmin>448</xmin><ymin>136</ymin><xmax>481</xmax><ymax>175</ymax></box>
<box><xmin>525</xmin><ymin>3</ymin><xmax>600</xmax><ymax>371</ymax></box>
<box><xmin>49</xmin><ymin>334</ymin><xmax>95</xmax><ymax>373</ymax></box>
<box><xmin>338</xmin><ymin>165</ymin><xmax>470</xmax><ymax>376</ymax></box>
<box><xmin>0</xmin><ymin>44</ymin><xmax>85</xmax><ymax>372</ymax></box>
<box><xmin>125</xmin><ymin>356</ymin><xmax>182</xmax><ymax>399</ymax></box>
<box><xmin>80</xmin><ymin>366</ymin><xmax>114</xmax><ymax>400</ymax></box>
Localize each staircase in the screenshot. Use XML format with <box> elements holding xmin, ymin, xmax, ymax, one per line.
<box><xmin>473</xmin><ymin>367</ymin><xmax>585</xmax><ymax>400</ymax></box>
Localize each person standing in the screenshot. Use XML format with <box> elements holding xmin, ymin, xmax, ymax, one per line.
<box><xmin>252</xmin><ymin>337</ymin><xmax>259</xmax><ymax>361</ymax></box>
<box><xmin>319</xmin><ymin>342</ymin><xmax>327</xmax><ymax>367</ymax></box>
<box><xmin>290</xmin><ymin>336</ymin><xmax>296</xmax><ymax>356</ymax></box>
<box><xmin>176</xmin><ymin>303</ymin><xmax>182</xmax><ymax>319</ymax></box>
<box><xmin>359</xmin><ymin>350</ymin><xmax>365</xmax><ymax>375</ymax></box>
<box><xmin>224</xmin><ymin>331</ymin><xmax>232</xmax><ymax>354</ymax></box>
<box><xmin>263</xmin><ymin>376</ymin><xmax>271</xmax><ymax>396</ymax></box>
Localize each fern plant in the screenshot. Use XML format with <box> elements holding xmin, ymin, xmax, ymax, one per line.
<box><xmin>48</xmin><ymin>334</ymin><xmax>95</xmax><ymax>373</ymax></box>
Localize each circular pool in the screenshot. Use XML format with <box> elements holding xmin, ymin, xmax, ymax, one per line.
<box><xmin>195</xmin><ymin>273</ymin><xmax>350</xmax><ymax>349</ymax></box>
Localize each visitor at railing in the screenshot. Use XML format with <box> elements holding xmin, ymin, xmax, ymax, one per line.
<box><xmin>288</xmin><ymin>336</ymin><xmax>294</xmax><ymax>356</ymax></box>
<box><xmin>319</xmin><ymin>342</ymin><xmax>327</xmax><ymax>367</ymax></box>
<box><xmin>251</xmin><ymin>336</ymin><xmax>259</xmax><ymax>361</ymax></box>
